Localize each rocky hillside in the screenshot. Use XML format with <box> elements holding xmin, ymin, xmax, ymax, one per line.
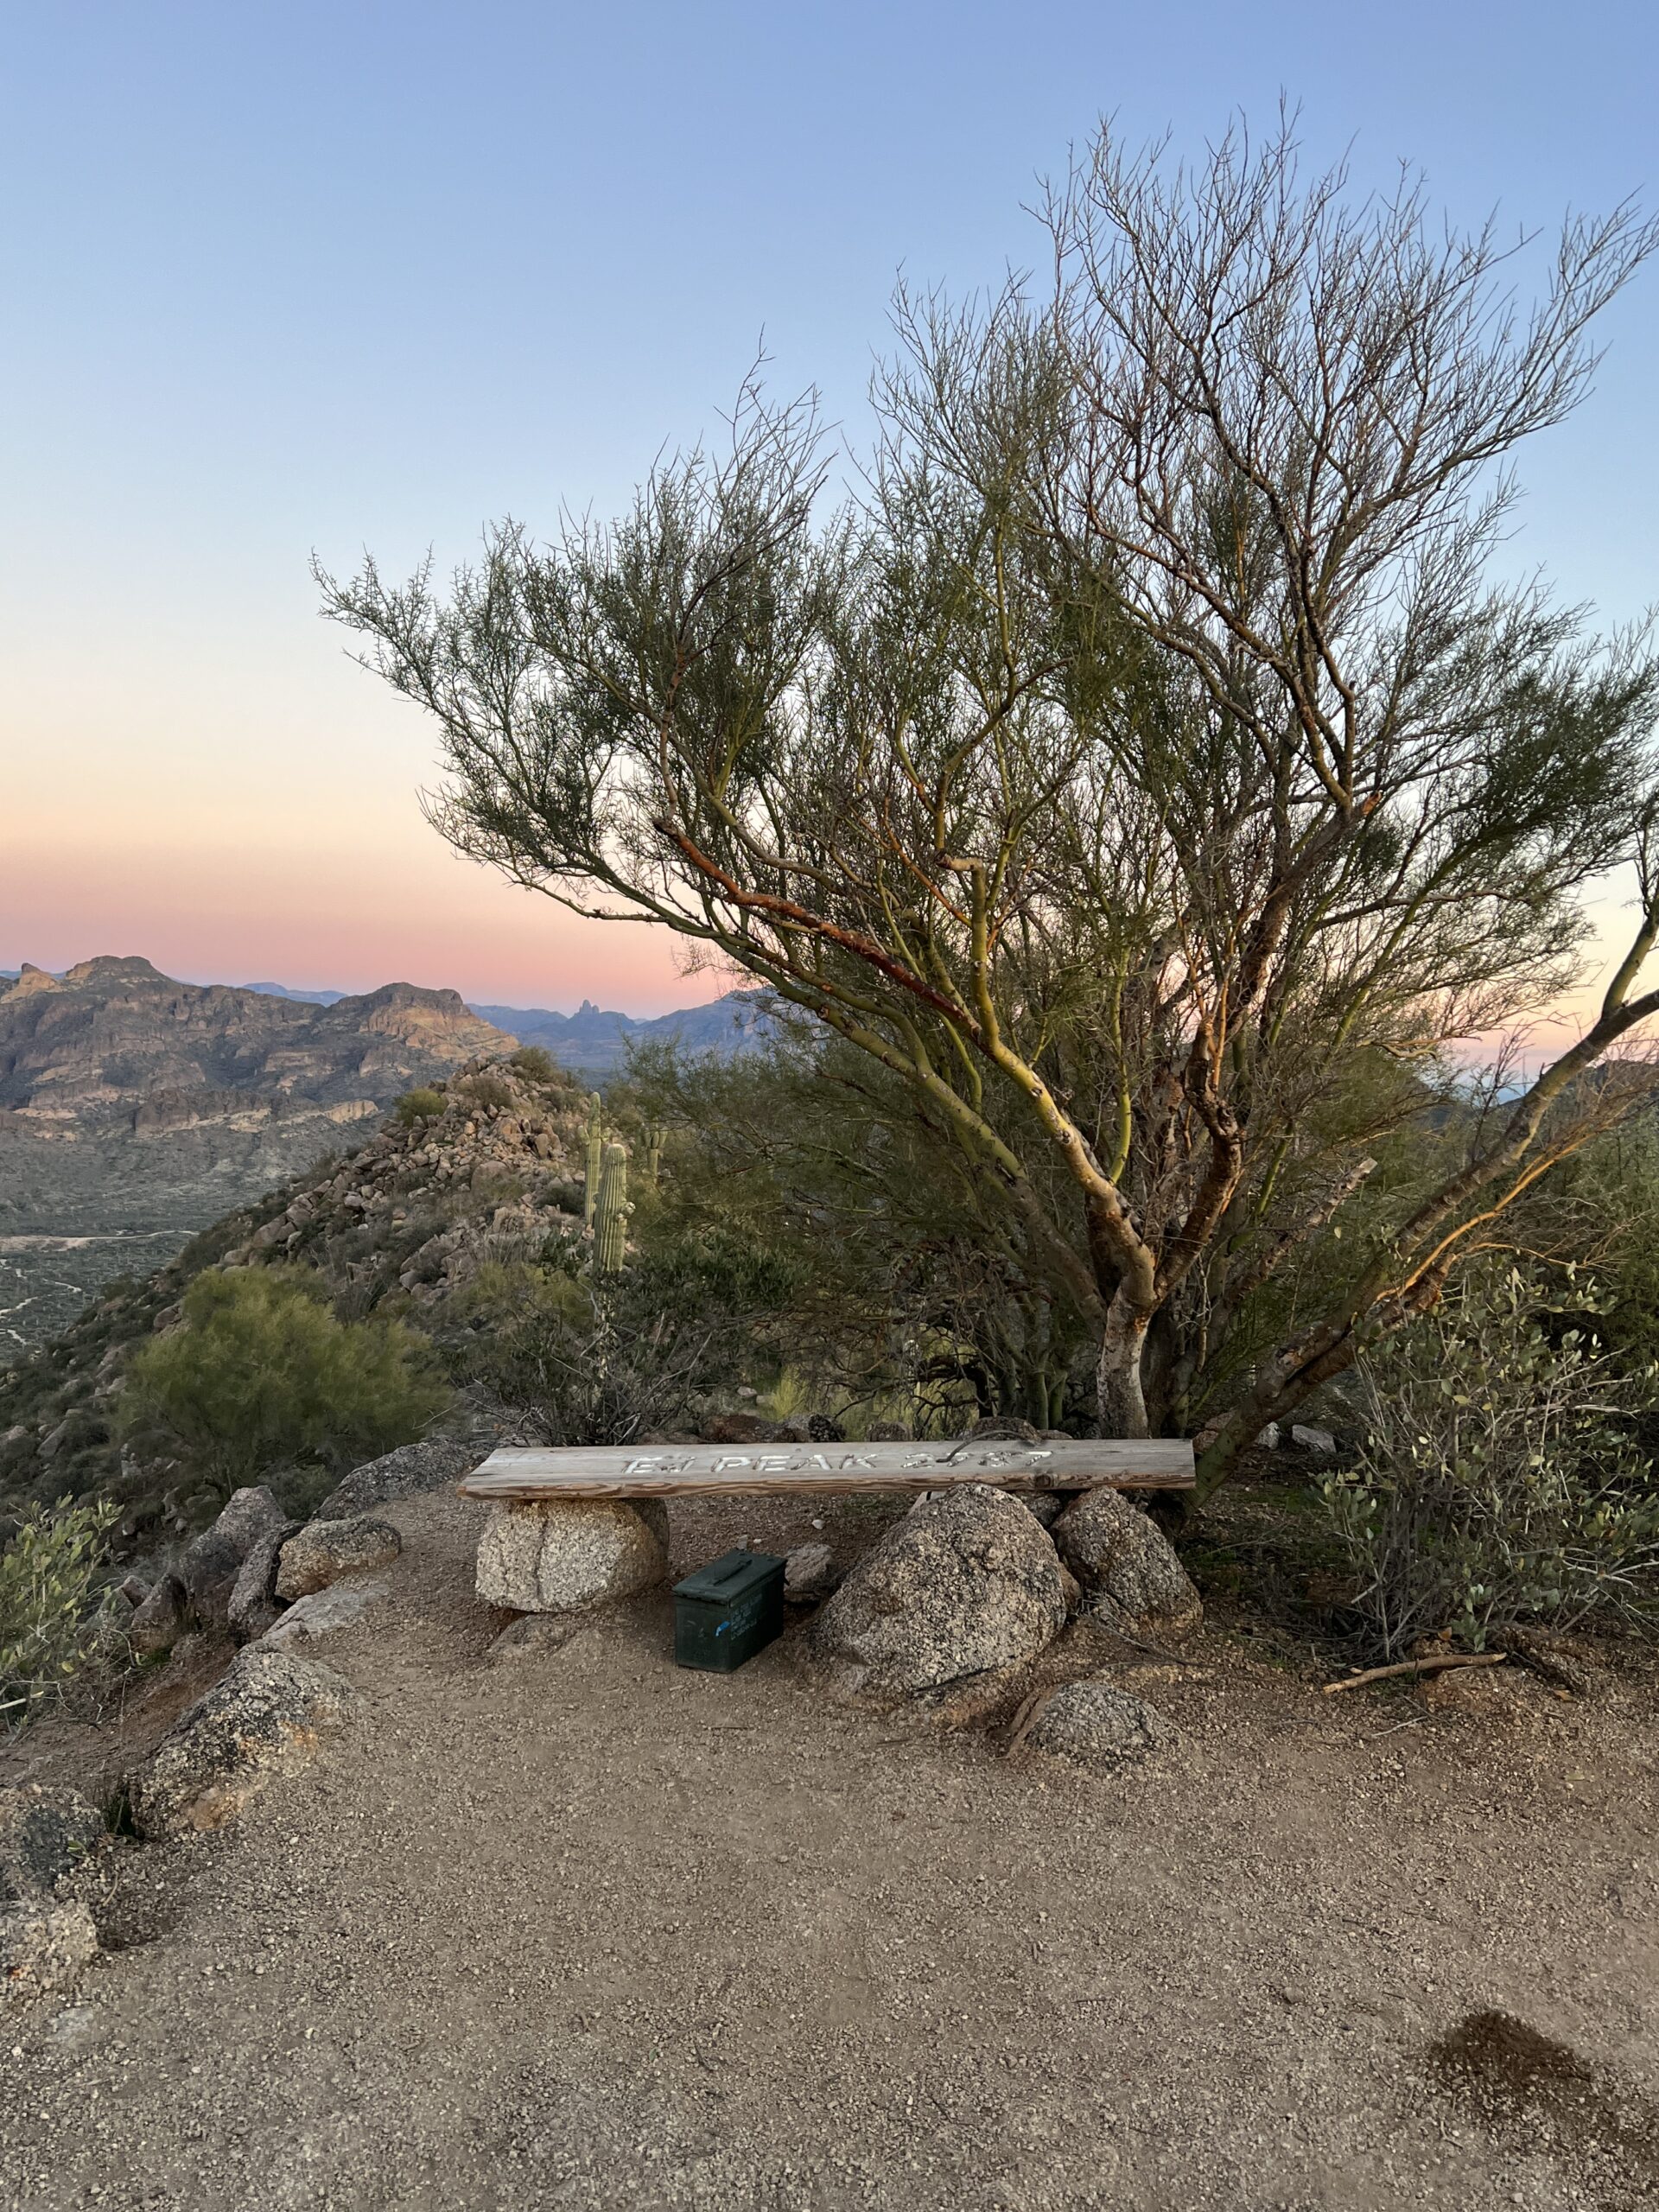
<box><xmin>0</xmin><ymin>1051</ymin><xmax>598</xmax><ymax>1547</ymax></box>
<box><xmin>0</xmin><ymin>958</ymin><xmax>512</xmax><ymax>1354</ymax></box>
<box><xmin>0</xmin><ymin>957</ymin><xmax>505</xmax><ymax>1118</ymax></box>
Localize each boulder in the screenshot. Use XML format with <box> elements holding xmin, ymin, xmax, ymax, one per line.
<box><xmin>1</xmin><ymin>1901</ymin><xmax>99</xmax><ymax>2009</ymax></box>
<box><xmin>257</xmin><ymin>1580</ymin><xmax>389</xmax><ymax>1649</ymax></box>
<box><xmin>313</xmin><ymin>1435</ymin><xmax>482</xmax><ymax>1521</ymax></box>
<box><xmin>1020</xmin><ymin>1494</ymin><xmax>1066</xmax><ymax>1529</ymax></box>
<box><xmin>227</xmin><ymin>1520</ymin><xmax>303</xmax><ymax>1643</ymax></box>
<box><xmin>128</xmin><ymin>1646</ymin><xmax>360</xmax><ymax>1840</ymax></box>
<box><xmin>275</xmin><ymin>1516</ymin><xmax>401</xmax><ymax>1601</ymax></box>
<box><xmin>128</xmin><ymin>1572</ymin><xmax>188</xmax><ymax>1657</ymax></box>
<box><xmin>177</xmin><ymin>1486</ymin><xmax>288</xmax><ymax>1630</ymax></box>
<box><xmin>806</xmin><ymin>1484</ymin><xmax>1066</xmax><ymax>1711</ymax></box>
<box><xmin>782</xmin><ymin>1542</ymin><xmax>839</xmax><ymax>1605</ymax></box>
<box><xmin>0</xmin><ymin>1785</ymin><xmax>104</xmax><ymax>1906</ymax></box>
<box><xmin>1291</xmin><ymin>1424</ymin><xmax>1336</xmax><ymax>1457</ymax></box>
<box><xmin>474</xmin><ymin>1498</ymin><xmax>666</xmax><ymax>1614</ymax></box>
<box><xmin>1050</xmin><ymin>1490</ymin><xmax>1203</xmax><ymax>1643</ymax></box>
<box><xmin>1025</xmin><ymin>1679</ymin><xmax>1173</xmax><ymax>1770</ymax></box>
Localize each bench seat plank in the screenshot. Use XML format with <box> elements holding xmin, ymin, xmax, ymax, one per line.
<box><xmin>460</xmin><ymin>1436</ymin><xmax>1195</xmax><ymax>1501</ymax></box>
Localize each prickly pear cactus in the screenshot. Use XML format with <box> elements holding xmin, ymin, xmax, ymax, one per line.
<box><xmin>594</xmin><ymin>1141</ymin><xmax>631</xmax><ymax>1273</ymax></box>
<box><xmin>582</xmin><ymin>1094</ymin><xmax>605</xmax><ymax>1228</ymax></box>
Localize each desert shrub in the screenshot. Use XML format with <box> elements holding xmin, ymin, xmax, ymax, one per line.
<box><xmin>395</xmin><ymin>1086</ymin><xmax>446</xmax><ymax>1127</ymax></box>
<box><xmin>509</xmin><ymin>1046</ymin><xmax>556</xmax><ymax>1082</ymax></box>
<box><xmin>0</xmin><ymin>1499</ymin><xmax>117</xmax><ymax>1726</ymax></box>
<box><xmin>1322</xmin><ymin>1268</ymin><xmax>1659</xmax><ymax>1657</ymax></box>
<box><xmin>438</xmin><ymin>1258</ymin><xmax>722</xmax><ymax>1445</ymax></box>
<box><xmin>122</xmin><ymin>1268</ymin><xmax>449</xmax><ymax>1504</ymax></box>
<box><xmin>454</xmin><ymin>1071</ymin><xmax>515</xmax><ymax>1113</ymax></box>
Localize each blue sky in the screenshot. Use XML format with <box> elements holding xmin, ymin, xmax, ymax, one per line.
<box><xmin>3</xmin><ymin>1</ymin><xmax>1655</xmax><ymax>1008</ymax></box>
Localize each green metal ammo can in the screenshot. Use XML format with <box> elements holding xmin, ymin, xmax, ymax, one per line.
<box><xmin>672</xmin><ymin>1548</ymin><xmax>787</xmax><ymax>1672</ymax></box>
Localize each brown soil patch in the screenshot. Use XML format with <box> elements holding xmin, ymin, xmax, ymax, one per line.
<box><xmin>3</xmin><ymin>1487</ymin><xmax>1658</xmax><ymax>2210</ymax></box>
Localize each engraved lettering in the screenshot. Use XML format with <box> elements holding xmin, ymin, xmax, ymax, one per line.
<box><xmin>756</xmin><ymin>1455</ymin><xmax>788</xmax><ymax>1473</ymax></box>
<box><xmin>712</xmin><ymin>1455</ymin><xmax>752</xmax><ymax>1472</ymax></box>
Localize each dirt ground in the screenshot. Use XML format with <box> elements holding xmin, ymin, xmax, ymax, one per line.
<box><xmin>3</xmin><ymin>1484</ymin><xmax>1658</xmax><ymax>2212</ymax></box>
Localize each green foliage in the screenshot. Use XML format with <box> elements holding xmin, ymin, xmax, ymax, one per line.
<box><xmin>1322</xmin><ymin>1267</ymin><xmax>1659</xmax><ymax>1657</ymax></box>
<box><xmin>509</xmin><ymin>1045</ymin><xmax>557</xmax><ymax>1082</ymax></box>
<box><xmin>454</xmin><ymin>1071</ymin><xmax>515</xmax><ymax>1113</ymax></box>
<box><xmin>122</xmin><ymin>1269</ymin><xmax>448</xmax><ymax>1503</ymax></box>
<box><xmin>395</xmin><ymin>1085</ymin><xmax>446</xmax><ymax>1127</ymax></box>
<box><xmin>1</xmin><ymin>1499</ymin><xmax>117</xmax><ymax>1726</ymax></box>
<box><xmin>437</xmin><ymin>1260</ymin><xmax>709</xmax><ymax>1446</ymax></box>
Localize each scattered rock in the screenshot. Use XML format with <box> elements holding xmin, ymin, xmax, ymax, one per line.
<box><xmin>227</xmin><ymin>1520</ymin><xmax>303</xmax><ymax>1643</ymax></box>
<box><xmin>1051</xmin><ymin>1490</ymin><xmax>1203</xmax><ymax>1643</ymax></box>
<box><xmin>128</xmin><ymin>1573</ymin><xmax>188</xmax><ymax>1657</ymax></box>
<box><xmin>0</xmin><ymin>1786</ymin><xmax>104</xmax><ymax>1907</ymax></box>
<box><xmin>782</xmin><ymin>1543</ymin><xmax>839</xmax><ymax>1605</ymax></box>
<box><xmin>257</xmin><ymin>1580</ymin><xmax>390</xmax><ymax>1649</ymax></box>
<box><xmin>474</xmin><ymin>1499</ymin><xmax>666</xmax><ymax>1613</ymax></box>
<box><xmin>275</xmin><ymin>1516</ymin><xmax>402</xmax><ymax>1601</ymax></box>
<box><xmin>128</xmin><ymin>1646</ymin><xmax>361</xmax><ymax>1840</ymax></box>
<box><xmin>807</xmin><ymin>1413</ymin><xmax>846</xmax><ymax>1444</ymax></box>
<box><xmin>486</xmin><ymin>1614</ymin><xmax>587</xmax><ymax>1662</ymax></box>
<box><xmin>807</xmin><ymin>1485</ymin><xmax>1066</xmax><ymax>1712</ymax></box>
<box><xmin>175</xmin><ymin>1532</ymin><xmax>244</xmax><ymax>1630</ymax></box>
<box><xmin>1291</xmin><ymin>1424</ymin><xmax>1336</xmax><ymax>1457</ymax></box>
<box><xmin>210</xmin><ymin>1484</ymin><xmax>289</xmax><ymax>1557</ymax></box>
<box><xmin>313</xmin><ymin>1436</ymin><xmax>482</xmax><ymax>1521</ymax></box>
<box><xmin>1024</xmin><ymin>1679</ymin><xmax>1173</xmax><ymax>1770</ymax></box>
<box><xmin>177</xmin><ymin>1487</ymin><xmax>289</xmax><ymax>1630</ymax></box>
<box><xmin>1020</xmin><ymin>1494</ymin><xmax>1066</xmax><ymax>1529</ymax></box>
<box><xmin>1</xmin><ymin>1901</ymin><xmax>99</xmax><ymax>2009</ymax></box>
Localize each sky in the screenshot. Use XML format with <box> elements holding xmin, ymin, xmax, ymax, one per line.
<box><xmin>3</xmin><ymin>1</ymin><xmax>1656</xmax><ymax>1014</ymax></box>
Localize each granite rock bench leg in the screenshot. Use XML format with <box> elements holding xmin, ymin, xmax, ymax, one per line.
<box><xmin>474</xmin><ymin>1497</ymin><xmax>670</xmax><ymax>1613</ymax></box>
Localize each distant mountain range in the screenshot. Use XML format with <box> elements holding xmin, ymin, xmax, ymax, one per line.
<box><xmin>0</xmin><ymin>957</ymin><xmax>778</xmax><ymax>1352</ymax></box>
<box><xmin>230</xmin><ymin>979</ymin><xmax>776</xmax><ymax>1080</ymax></box>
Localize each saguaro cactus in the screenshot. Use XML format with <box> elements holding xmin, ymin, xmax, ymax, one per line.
<box><xmin>643</xmin><ymin>1122</ymin><xmax>667</xmax><ymax>1186</ymax></box>
<box><xmin>594</xmin><ymin>1141</ymin><xmax>632</xmax><ymax>1273</ymax></box>
<box><xmin>582</xmin><ymin>1094</ymin><xmax>605</xmax><ymax>1228</ymax></box>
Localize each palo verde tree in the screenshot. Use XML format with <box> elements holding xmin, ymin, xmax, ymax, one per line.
<box><xmin>320</xmin><ymin>116</ymin><xmax>1659</xmax><ymax>1497</ymax></box>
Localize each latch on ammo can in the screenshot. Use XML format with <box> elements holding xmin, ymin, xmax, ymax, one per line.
<box><xmin>672</xmin><ymin>1548</ymin><xmax>787</xmax><ymax>1671</ymax></box>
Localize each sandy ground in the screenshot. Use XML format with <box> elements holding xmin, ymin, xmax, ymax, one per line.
<box><xmin>3</xmin><ymin>1485</ymin><xmax>1658</xmax><ymax>2212</ymax></box>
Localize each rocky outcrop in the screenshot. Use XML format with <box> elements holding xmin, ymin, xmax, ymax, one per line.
<box><xmin>1050</xmin><ymin>1491</ymin><xmax>1203</xmax><ymax>1643</ymax></box>
<box><xmin>313</xmin><ymin>1436</ymin><xmax>482</xmax><ymax>1520</ymax></box>
<box><xmin>129</xmin><ymin>1646</ymin><xmax>361</xmax><ymax>1839</ymax></box>
<box><xmin>228</xmin><ymin>1519</ymin><xmax>303</xmax><ymax>1643</ymax></box>
<box><xmin>474</xmin><ymin>1499</ymin><xmax>668</xmax><ymax>1613</ymax></box>
<box><xmin>806</xmin><ymin>1485</ymin><xmax>1067</xmax><ymax>1712</ymax></box>
<box><xmin>275</xmin><ymin>1516</ymin><xmax>402</xmax><ymax>1601</ymax></box>
<box><xmin>1023</xmin><ymin>1680</ymin><xmax>1173</xmax><ymax>1770</ymax></box>
<box><xmin>0</xmin><ymin>959</ymin><xmax>507</xmax><ymax>1122</ymax></box>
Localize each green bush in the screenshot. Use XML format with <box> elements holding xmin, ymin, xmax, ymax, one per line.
<box><xmin>395</xmin><ymin>1086</ymin><xmax>446</xmax><ymax>1127</ymax></box>
<box><xmin>1</xmin><ymin>1499</ymin><xmax>116</xmax><ymax>1727</ymax></box>
<box><xmin>437</xmin><ymin>1259</ymin><xmax>715</xmax><ymax>1446</ymax></box>
<box><xmin>509</xmin><ymin>1046</ymin><xmax>556</xmax><ymax>1083</ymax></box>
<box><xmin>122</xmin><ymin>1268</ymin><xmax>449</xmax><ymax>1503</ymax></box>
<box><xmin>1323</xmin><ymin>1268</ymin><xmax>1659</xmax><ymax>1657</ymax></box>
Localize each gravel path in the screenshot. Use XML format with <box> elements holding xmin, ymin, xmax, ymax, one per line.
<box><xmin>3</xmin><ymin>1488</ymin><xmax>1657</xmax><ymax>2210</ymax></box>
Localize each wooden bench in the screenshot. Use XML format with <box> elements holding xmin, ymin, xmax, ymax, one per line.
<box><xmin>460</xmin><ymin>1435</ymin><xmax>1195</xmax><ymax>1503</ymax></box>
